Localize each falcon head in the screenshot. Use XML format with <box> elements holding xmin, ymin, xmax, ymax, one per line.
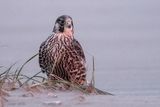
<box><xmin>53</xmin><ymin>15</ymin><xmax>74</xmax><ymax>35</ymax></box>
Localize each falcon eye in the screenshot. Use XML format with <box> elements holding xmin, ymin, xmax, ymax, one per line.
<box><xmin>67</xmin><ymin>25</ymin><xmax>72</xmax><ymax>28</ymax></box>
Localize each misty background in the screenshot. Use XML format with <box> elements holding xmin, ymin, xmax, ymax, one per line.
<box><xmin>0</xmin><ymin>0</ymin><xmax>160</xmax><ymax>95</ymax></box>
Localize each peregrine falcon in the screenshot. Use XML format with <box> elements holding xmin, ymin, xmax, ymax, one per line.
<box><xmin>39</xmin><ymin>15</ymin><xmax>86</xmax><ymax>85</ymax></box>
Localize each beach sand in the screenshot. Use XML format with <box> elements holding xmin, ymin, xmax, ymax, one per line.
<box><xmin>1</xmin><ymin>0</ymin><xmax>160</xmax><ymax>107</ymax></box>
<box><xmin>3</xmin><ymin>89</ymin><xmax>160</xmax><ymax>107</ymax></box>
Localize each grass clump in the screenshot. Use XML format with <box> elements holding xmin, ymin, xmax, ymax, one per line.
<box><xmin>0</xmin><ymin>53</ymin><xmax>113</xmax><ymax>96</ymax></box>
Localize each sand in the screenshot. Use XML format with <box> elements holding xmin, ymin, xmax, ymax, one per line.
<box><xmin>1</xmin><ymin>0</ymin><xmax>160</xmax><ymax>107</ymax></box>
<box><xmin>3</xmin><ymin>89</ymin><xmax>160</xmax><ymax>107</ymax></box>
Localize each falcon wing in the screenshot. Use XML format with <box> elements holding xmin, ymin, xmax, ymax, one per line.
<box><xmin>39</xmin><ymin>40</ymin><xmax>48</xmax><ymax>73</ymax></box>
<box><xmin>72</xmin><ymin>38</ymin><xmax>86</xmax><ymax>61</ymax></box>
<box><xmin>39</xmin><ymin>35</ymin><xmax>57</xmax><ymax>73</ymax></box>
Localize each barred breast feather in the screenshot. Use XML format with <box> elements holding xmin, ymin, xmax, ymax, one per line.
<box><xmin>39</xmin><ymin>33</ymin><xmax>86</xmax><ymax>85</ymax></box>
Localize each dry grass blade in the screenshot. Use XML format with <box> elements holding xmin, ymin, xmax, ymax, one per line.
<box><xmin>11</xmin><ymin>68</ymin><xmax>19</xmax><ymax>82</ymax></box>
<box><xmin>20</xmin><ymin>74</ymin><xmax>42</xmax><ymax>83</ymax></box>
<box><xmin>20</xmin><ymin>71</ymin><xmax>42</xmax><ymax>87</ymax></box>
<box><xmin>32</xmin><ymin>76</ymin><xmax>47</xmax><ymax>82</ymax></box>
<box><xmin>91</xmin><ymin>56</ymin><xmax>95</xmax><ymax>87</ymax></box>
<box><xmin>85</xmin><ymin>56</ymin><xmax>113</xmax><ymax>95</ymax></box>
<box><xmin>94</xmin><ymin>87</ymin><xmax>113</xmax><ymax>95</ymax></box>
<box><xmin>0</xmin><ymin>63</ymin><xmax>16</xmax><ymax>79</ymax></box>
<box><xmin>15</xmin><ymin>53</ymin><xmax>38</xmax><ymax>80</ymax></box>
